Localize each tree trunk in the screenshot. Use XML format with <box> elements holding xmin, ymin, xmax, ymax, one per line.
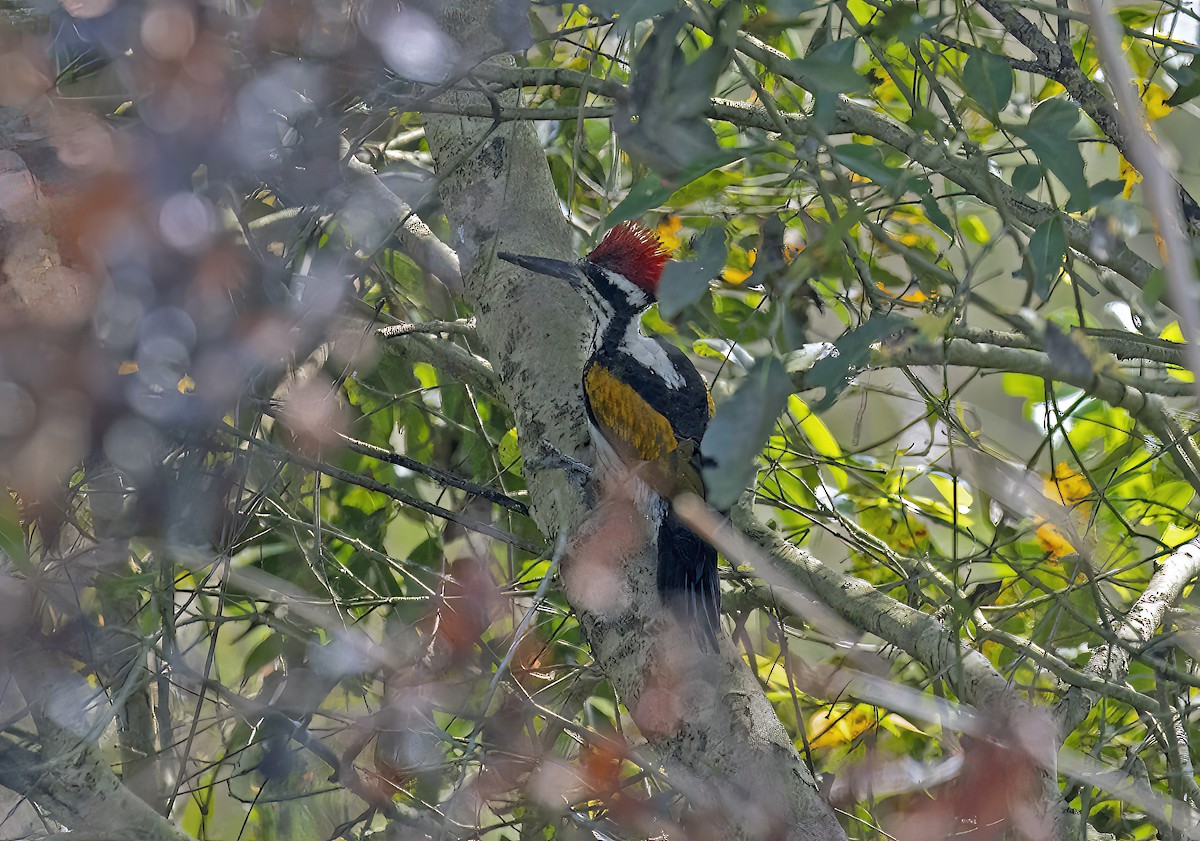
<box><xmin>420</xmin><ymin>5</ymin><xmax>846</xmax><ymax>838</ymax></box>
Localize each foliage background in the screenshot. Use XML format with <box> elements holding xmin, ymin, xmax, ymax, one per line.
<box><xmin>2</xmin><ymin>0</ymin><xmax>1200</xmax><ymax>838</ymax></box>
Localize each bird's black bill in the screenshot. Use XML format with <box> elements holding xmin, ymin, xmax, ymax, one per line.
<box><xmin>497</xmin><ymin>251</ymin><xmax>581</xmax><ymax>285</ymax></box>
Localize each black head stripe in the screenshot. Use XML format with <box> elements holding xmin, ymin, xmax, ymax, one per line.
<box><xmin>583</xmin><ymin>262</ymin><xmax>648</xmax><ymax>314</ymax></box>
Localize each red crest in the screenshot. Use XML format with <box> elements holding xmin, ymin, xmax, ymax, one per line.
<box><xmin>586</xmin><ymin>221</ymin><xmax>670</xmax><ymax>295</ymax></box>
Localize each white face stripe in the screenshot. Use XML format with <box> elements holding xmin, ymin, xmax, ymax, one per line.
<box><xmin>600</xmin><ymin>268</ymin><xmax>651</xmax><ymax>310</ymax></box>
<box><xmin>578</xmin><ymin>265</ymin><xmax>684</xmax><ymax>388</ymax></box>
<box><xmin>623</xmin><ymin>320</ymin><xmax>686</xmax><ymax>389</ymax></box>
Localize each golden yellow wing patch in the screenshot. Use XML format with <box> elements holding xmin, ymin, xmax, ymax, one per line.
<box><xmin>584</xmin><ymin>364</ymin><xmax>678</xmax><ymax>462</ymax></box>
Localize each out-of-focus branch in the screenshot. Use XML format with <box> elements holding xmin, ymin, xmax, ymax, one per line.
<box><xmin>1054</xmin><ymin>540</ymin><xmax>1200</xmax><ymax>737</ymax></box>
<box><xmin>0</xmin><ymin>633</ymin><xmax>192</xmax><ymax>841</ymax></box>
<box><xmin>1083</xmin><ymin>0</ymin><xmax>1200</xmax><ymax>394</ymax></box>
<box><xmin>84</xmin><ymin>460</ymin><xmax>165</xmax><ymax>815</ymax></box>
<box><xmin>343</xmin><ymin>157</ymin><xmax>463</xmax><ymax>292</ymax></box>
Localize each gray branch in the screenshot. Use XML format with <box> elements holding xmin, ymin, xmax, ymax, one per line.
<box><xmin>1054</xmin><ymin>540</ymin><xmax>1200</xmax><ymax>737</ymax></box>
<box><xmin>0</xmin><ymin>634</ymin><xmax>192</xmax><ymax>841</ymax></box>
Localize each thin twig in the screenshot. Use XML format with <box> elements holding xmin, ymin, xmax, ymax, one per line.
<box><xmin>223</xmin><ymin>423</ymin><xmax>542</xmax><ymax>553</ymax></box>
<box><xmin>335</xmin><ymin>430</ymin><xmax>528</xmax><ymax>515</ymax></box>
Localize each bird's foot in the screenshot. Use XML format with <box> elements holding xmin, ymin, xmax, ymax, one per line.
<box><xmin>528</xmin><ymin>440</ymin><xmax>593</xmax><ymax>489</ymax></box>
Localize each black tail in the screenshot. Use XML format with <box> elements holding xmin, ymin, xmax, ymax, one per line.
<box><xmin>657</xmin><ymin>507</ymin><xmax>721</xmax><ymax>650</ymax></box>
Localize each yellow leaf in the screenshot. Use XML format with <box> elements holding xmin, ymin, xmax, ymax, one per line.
<box><xmin>177</xmin><ymin>374</ymin><xmax>196</xmax><ymax>394</ymax></box>
<box><xmin>1163</xmin><ymin>523</ymin><xmax>1199</xmax><ymax>546</ymax></box>
<box><xmin>961</xmin><ymin>215</ymin><xmax>990</xmax><ymax>244</ymax></box>
<box><xmin>117</xmin><ymin>360</ymin><xmax>139</xmax><ymax>375</ymax></box>
<box><xmin>1044</xmin><ymin>462</ymin><xmax>1090</xmax><ymax>507</ymax></box>
<box><xmin>1036</xmin><ymin>520</ymin><xmax>1076</xmax><ymax>560</ymax></box>
<box><xmin>929</xmin><ymin>473</ymin><xmax>973</xmax><ymax>513</ymax></box>
<box><xmin>1156</xmin><ymin>323</ymin><xmax>1195</xmax><ymax>381</ymax></box>
<box><xmin>876</xmin><ymin>282</ymin><xmax>929</xmax><ymax>303</ymax></box>
<box><xmin>808</xmin><ymin>705</ymin><xmax>875</xmax><ymax>749</ymax></box>
<box><xmin>1143</xmin><ymin>82</ymin><xmax>1172</xmax><ymax>122</ymax></box>
<box><xmin>655</xmin><ymin>215</ymin><xmax>683</xmax><ymax>252</ymax></box>
<box><xmin>1119</xmin><ymin>155</ymin><xmax>1143</xmax><ymax>199</ymax></box>
<box><xmin>1038</xmin><ymin>80</ymin><xmax>1066</xmax><ymax>99</ymax></box>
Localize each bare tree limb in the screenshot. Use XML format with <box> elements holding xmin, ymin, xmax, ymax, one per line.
<box><xmin>0</xmin><ymin>634</ymin><xmax>192</xmax><ymax>841</ymax></box>
<box><xmin>1055</xmin><ymin>540</ymin><xmax>1200</xmax><ymax>737</ymax></box>
<box><xmin>343</xmin><ymin>157</ymin><xmax>463</xmax><ymax>292</ymax></box>
<box><xmin>862</xmin><ymin>337</ymin><xmax>1200</xmax><ymax>494</ymax></box>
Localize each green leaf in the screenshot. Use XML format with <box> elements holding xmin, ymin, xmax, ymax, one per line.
<box><xmin>658</xmin><ymin>225</ymin><xmax>727</xmax><ymax>318</ymax></box>
<box><xmin>807</xmin><ymin>314</ymin><xmax>908</xmax><ymax>411</ymax></box>
<box><xmin>921</xmin><ymin>194</ymin><xmax>954</xmax><ymax>238</ymax></box>
<box><xmin>768</xmin><ymin>0</ymin><xmax>815</xmax><ymax>14</ymax></box>
<box><xmin>588</xmin><ymin>0</ymin><xmax>677</xmax><ymax>24</ymax></box>
<box><xmin>962</xmin><ymin>51</ymin><xmax>1013</xmax><ymax>116</ymax></box>
<box><xmin>618</xmin><ymin>7</ymin><xmax>737</xmax><ymax>176</ymax></box>
<box><xmin>908</xmin><ymin>107</ymin><xmax>939</xmax><ymax>135</ymax></box>
<box><xmin>498</xmin><ymin>427</ymin><xmax>523</xmax><ymax>475</ymax></box>
<box><xmin>244</xmin><ymin>634</ymin><xmax>284</xmax><ymax>679</ymax></box>
<box><xmin>0</xmin><ymin>491</ymin><xmax>26</xmax><ymax>569</ymax></box>
<box><xmin>703</xmin><ymin>356</ymin><xmax>794</xmax><ymax>510</ymax></box>
<box><xmin>790</xmin><ymin>39</ymin><xmax>869</xmax><ymax>94</ymax></box>
<box><xmin>834</xmin><ymin>143</ymin><xmax>906</xmax><ymax>190</ymax></box>
<box><xmin>1043</xmin><ymin>323</ymin><xmax>1094</xmax><ymax>383</ymax></box>
<box><xmin>1143</xmin><ymin>267</ymin><xmax>1166</xmax><ymax>304</ymax></box>
<box><xmin>606</xmin><ymin>149</ymin><xmax>743</xmax><ymax>226</ymax></box>
<box><xmin>1012</xmin><ymin>99</ymin><xmax>1091</xmax><ymax>211</ymax></box>
<box><xmin>1024</xmin><ymin>217</ymin><xmax>1067</xmax><ymax>300</ymax></box>
<box><xmin>1012</xmin><ymin>163</ymin><xmax>1042</xmax><ymax>193</ymax></box>
<box><xmin>1091</xmin><ymin>179</ymin><xmax>1125</xmax><ymax>204</ymax></box>
<box><xmin>869</xmin><ymin>2</ymin><xmax>936</xmax><ymax>44</ymax></box>
<box><xmin>667</xmin><ymin>169</ymin><xmax>741</xmax><ymax>207</ymax></box>
<box><xmin>1166</xmin><ymin>58</ymin><xmax>1200</xmax><ymax>107</ymax></box>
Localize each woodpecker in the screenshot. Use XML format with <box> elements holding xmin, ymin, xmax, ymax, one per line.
<box><xmin>498</xmin><ymin>222</ymin><xmax>720</xmax><ymax>648</ymax></box>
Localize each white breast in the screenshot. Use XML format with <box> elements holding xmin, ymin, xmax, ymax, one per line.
<box><xmin>588</xmin><ymin>421</ymin><xmax>666</xmax><ymax>538</ymax></box>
